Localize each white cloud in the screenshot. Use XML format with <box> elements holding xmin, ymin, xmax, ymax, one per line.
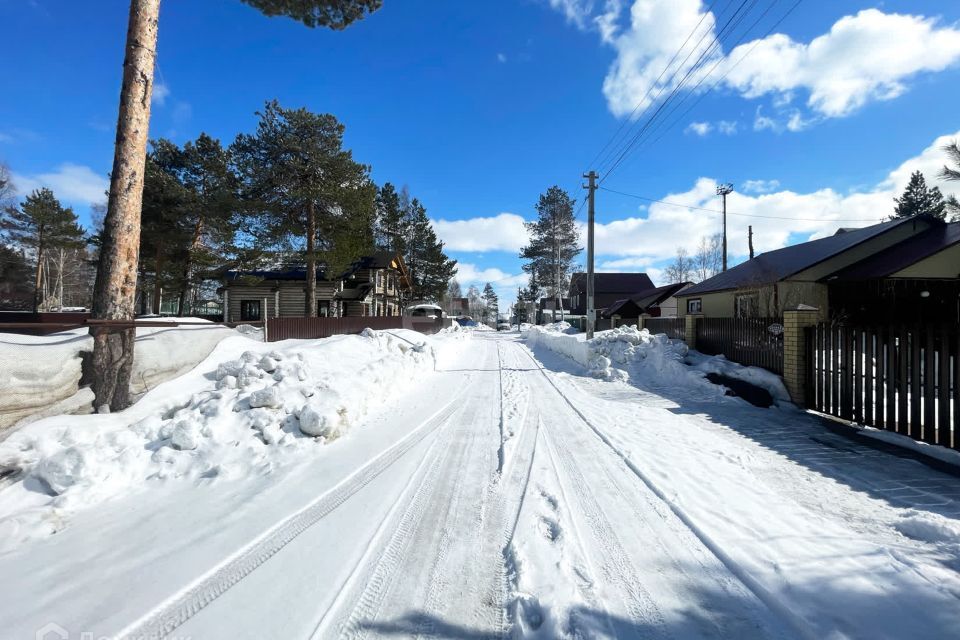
<box><xmin>716</xmin><ymin>120</ymin><xmax>737</xmax><ymax>135</ymax></box>
<box><xmin>742</xmin><ymin>179</ymin><xmax>780</xmax><ymax>194</ymax></box>
<box><xmin>753</xmin><ymin>107</ymin><xmax>777</xmax><ymax>132</ymax></box>
<box><xmin>548</xmin><ymin>2</ymin><xmax>960</xmax><ymax>123</ymax></box>
<box><xmin>725</xmin><ymin>9</ymin><xmax>960</xmax><ymax>118</ymax></box>
<box><xmin>152</xmin><ymin>81</ymin><xmax>171</xmax><ymax>106</ymax></box>
<box><xmin>11</xmin><ymin>163</ymin><xmax>109</xmax><ymax>206</ymax></box>
<box><xmin>547</xmin><ymin>0</ymin><xmax>595</xmax><ymax>29</ymax></box>
<box><xmin>497</xmin><ymin>52</ymin><xmax>508</xmax><ymax>63</ymax></box>
<box><xmin>685</xmin><ymin>121</ymin><xmax>711</xmax><ymax>136</ymax></box>
<box><xmin>431</xmin><ymin>213</ymin><xmax>529</xmax><ymax>252</ymax></box>
<box><xmin>589</xmin><ymin>129</ymin><xmax>960</xmax><ymax>265</ymax></box>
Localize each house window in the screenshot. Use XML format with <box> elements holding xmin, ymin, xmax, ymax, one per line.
<box><xmin>735</xmin><ymin>293</ymin><xmax>760</xmax><ymax>318</ymax></box>
<box><xmin>376</xmin><ymin>270</ymin><xmax>383</xmax><ymax>288</ymax></box>
<box><xmin>240</xmin><ymin>300</ymin><xmax>261</xmax><ymax>321</ymax></box>
<box><xmin>687</xmin><ymin>298</ymin><xmax>702</xmax><ymax>314</ymax></box>
<box><xmin>318</xmin><ymin>300</ymin><xmax>330</xmax><ymax>317</ymax></box>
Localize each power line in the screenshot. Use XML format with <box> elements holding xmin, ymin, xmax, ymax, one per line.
<box><xmin>600</xmin><ymin>0</ymin><xmax>761</xmax><ymax>182</ymax></box>
<box><xmin>597</xmin><ymin>185</ymin><xmax>886</xmax><ymax>222</ymax></box>
<box><xmin>633</xmin><ymin>0</ymin><xmax>805</xmax><ymax>156</ymax></box>
<box><xmin>588</xmin><ymin>0</ymin><xmax>728</xmax><ymax>174</ymax></box>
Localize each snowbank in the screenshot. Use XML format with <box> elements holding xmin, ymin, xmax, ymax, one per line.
<box><xmin>0</xmin><ymin>320</ymin><xmax>240</xmax><ymax>431</ymax></box>
<box><xmin>525</xmin><ymin>324</ymin><xmax>791</xmax><ymax>406</ymax></box>
<box><xmin>685</xmin><ymin>351</ymin><xmax>791</xmax><ymax>404</ymax></box>
<box><xmin>0</xmin><ymin>328</ymin><xmax>447</xmax><ymax>550</ymax></box>
<box><xmin>526</xmin><ymin>324</ymin><xmax>690</xmax><ymax>381</ymax></box>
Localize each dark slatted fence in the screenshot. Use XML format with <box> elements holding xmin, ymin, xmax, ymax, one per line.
<box><xmin>695</xmin><ymin>317</ymin><xmax>784</xmax><ymax>374</ymax></box>
<box><xmin>644</xmin><ymin>317</ymin><xmax>685</xmax><ymax>340</ymax></box>
<box><xmin>806</xmin><ymin>323</ymin><xmax>957</xmax><ymax>451</ymax></box>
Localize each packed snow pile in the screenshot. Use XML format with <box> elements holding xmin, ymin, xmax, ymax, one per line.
<box><xmin>525</xmin><ymin>324</ymin><xmax>791</xmax><ymax>405</ymax></box>
<box><xmin>895</xmin><ymin>510</ymin><xmax>960</xmax><ymax>545</ymax></box>
<box><xmin>685</xmin><ymin>351</ymin><xmax>791</xmax><ymax>404</ymax></box>
<box><xmin>0</xmin><ymin>320</ymin><xmax>242</xmax><ymax>431</ymax></box>
<box><xmin>0</xmin><ymin>328</ymin><xmax>443</xmax><ymax>550</ymax></box>
<box><xmin>525</xmin><ymin>324</ymin><xmax>690</xmax><ymax>381</ymax></box>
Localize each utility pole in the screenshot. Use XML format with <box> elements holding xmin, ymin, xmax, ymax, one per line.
<box><xmin>717</xmin><ymin>183</ymin><xmax>733</xmax><ymax>272</ymax></box>
<box><xmin>748</xmin><ymin>225</ymin><xmax>754</xmax><ymax>260</ymax></box>
<box><xmin>584</xmin><ymin>170</ymin><xmax>598</xmax><ymax>339</ymax></box>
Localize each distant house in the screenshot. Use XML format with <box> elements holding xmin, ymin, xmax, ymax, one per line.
<box><xmin>567</xmin><ymin>272</ymin><xmax>655</xmax><ymax>317</ymax></box>
<box><xmin>601</xmin><ymin>281</ymin><xmax>692</xmax><ymax>322</ymax></box>
<box><xmin>220</xmin><ymin>251</ymin><xmax>410</xmax><ymax>321</ymax></box>
<box><xmin>537</xmin><ymin>297</ymin><xmax>570</xmax><ymax>324</ymax></box>
<box><xmin>675</xmin><ymin>215</ymin><xmax>960</xmax><ymax>324</ymax></box>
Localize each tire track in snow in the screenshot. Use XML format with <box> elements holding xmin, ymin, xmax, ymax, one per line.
<box><xmin>323</xmin><ymin>402</ymin><xmax>485</xmax><ymax>638</ymax></box>
<box><xmin>116</xmin><ymin>387</ymin><xmax>469</xmax><ymax>640</ymax></box>
<box><xmin>513</xmin><ymin>341</ymin><xmax>821</xmax><ymax>640</ymax></box>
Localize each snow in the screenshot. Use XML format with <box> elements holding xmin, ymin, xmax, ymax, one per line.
<box><xmin>860</xmin><ymin>426</ymin><xmax>960</xmax><ymax>467</ymax></box>
<box><xmin>1</xmin><ymin>331</ymin><xmax>958</xmax><ymax>640</ymax></box>
<box><xmin>0</xmin><ymin>328</ymin><xmax>454</xmax><ymax>552</ymax></box>
<box><xmin>525</xmin><ymin>323</ymin><xmax>794</xmax><ymax>407</ymax></box>
<box><xmin>0</xmin><ymin>319</ymin><xmax>243</xmax><ymax>430</ymax></box>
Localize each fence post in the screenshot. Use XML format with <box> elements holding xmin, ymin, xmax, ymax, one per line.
<box><xmin>783</xmin><ymin>305</ymin><xmax>819</xmax><ymax>406</ymax></box>
<box><xmin>684</xmin><ymin>314</ymin><xmax>700</xmax><ymax>348</ymax></box>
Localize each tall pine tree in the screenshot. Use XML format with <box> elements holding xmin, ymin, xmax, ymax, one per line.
<box><xmin>1</xmin><ymin>188</ymin><xmax>85</xmax><ymax>312</ymax></box>
<box><xmin>893</xmin><ymin>171</ymin><xmax>947</xmax><ymax>220</ymax></box>
<box><xmin>404</xmin><ymin>197</ymin><xmax>457</xmax><ymax>303</ymax></box>
<box><xmin>938</xmin><ymin>140</ymin><xmax>960</xmax><ymax>222</ymax></box>
<box><xmin>92</xmin><ymin>0</ymin><xmax>382</xmax><ymax>411</ymax></box>
<box><xmin>232</xmin><ymin>101</ymin><xmax>373</xmax><ymax>316</ymax></box>
<box><xmin>482</xmin><ymin>282</ymin><xmax>498</xmax><ymax>325</ymax></box>
<box><xmin>519</xmin><ymin>186</ymin><xmax>581</xmax><ymax>318</ymax></box>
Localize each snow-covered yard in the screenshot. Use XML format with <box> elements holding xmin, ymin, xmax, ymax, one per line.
<box><xmin>0</xmin><ymin>323</ymin><xmax>957</xmax><ymax>639</ymax></box>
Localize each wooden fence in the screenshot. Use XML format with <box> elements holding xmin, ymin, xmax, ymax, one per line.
<box><xmin>695</xmin><ymin>317</ymin><xmax>784</xmax><ymax>375</ymax></box>
<box><xmin>644</xmin><ymin>317</ymin><xmax>685</xmax><ymax>340</ymax></box>
<box><xmin>265</xmin><ymin>316</ymin><xmax>450</xmax><ymax>341</ymax></box>
<box><xmin>806</xmin><ymin>323</ymin><xmax>957</xmax><ymax>450</ymax></box>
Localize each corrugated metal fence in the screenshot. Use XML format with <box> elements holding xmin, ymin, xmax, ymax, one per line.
<box><xmin>806</xmin><ymin>323</ymin><xmax>957</xmax><ymax>450</ymax></box>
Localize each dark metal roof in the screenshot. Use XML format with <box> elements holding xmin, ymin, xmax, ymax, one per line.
<box><xmin>677</xmin><ymin>216</ymin><xmax>932</xmax><ymax>297</ymax></box>
<box><xmin>830</xmin><ymin>222</ymin><xmax>960</xmax><ymax>281</ymax></box>
<box><xmin>224</xmin><ymin>252</ymin><xmax>405</xmax><ymax>284</ymax></box>
<box><xmin>602</xmin><ymin>282</ymin><xmax>691</xmax><ymax>318</ymax></box>
<box><xmin>569</xmin><ymin>272</ymin><xmax>654</xmax><ymax>296</ymax></box>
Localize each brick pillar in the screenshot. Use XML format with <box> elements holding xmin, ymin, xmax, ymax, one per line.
<box><xmin>684</xmin><ymin>314</ymin><xmax>700</xmax><ymax>348</ymax></box>
<box><xmin>783</xmin><ymin>306</ymin><xmax>820</xmax><ymax>406</ymax></box>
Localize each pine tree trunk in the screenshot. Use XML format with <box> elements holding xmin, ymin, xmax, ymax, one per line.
<box><xmin>152</xmin><ymin>241</ymin><xmax>164</xmax><ymax>314</ymax></box>
<box><xmin>90</xmin><ymin>0</ymin><xmax>160</xmax><ymax>412</ymax></box>
<box><xmin>305</xmin><ymin>200</ymin><xmax>317</xmax><ymax>317</ymax></box>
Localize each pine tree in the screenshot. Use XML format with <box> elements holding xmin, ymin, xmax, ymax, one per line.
<box><xmin>404</xmin><ymin>198</ymin><xmax>457</xmax><ymax>303</ymax></box>
<box><xmin>519</xmin><ymin>186</ymin><xmax>581</xmax><ymax>317</ymax></box>
<box><xmin>93</xmin><ymin>0</ymin><xmax>382</xmax><ymax>411</ymax></box>
<box><xmin>1</xmin><ymin>188</ymin><xmax>85</xmax><ymax>312</ymax></box>
<box><xmin>938</xmin><ymin>140</ymin><xmax>960</xmax><ymax>222</ymax></box>
<box><xmin>141</xmin><ymin>152</ymin><xmax>193</xmax><ymax>313</ymax></box>
<box><xmin>481</xmin><ymin>283</ymin><xmax>498</xmax><ymax>325</ymax></box>
<box><xmin>375</xmin><ymin>183</ymin><xmax>408</xmax><ymax>255</ymax></box>
<box><xmin>232</xmin><ymin>101</ymin><xmax>373</xmax><ymax>315</ymax></box>
<box><xmin>0</xmin><ymin>244</ymin><xmax>33</xmax><ymax>310</ymax></box>
<box><xmin>893</xmin><ymin>171</ymin><xmax>946</xmax><ymax>220</ymax></box>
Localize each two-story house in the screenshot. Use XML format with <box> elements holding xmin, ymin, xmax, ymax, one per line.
<box><xmin>220</xmin><ymin>251</ymin><xmax>410</xmax><ymax>321</ymax></box>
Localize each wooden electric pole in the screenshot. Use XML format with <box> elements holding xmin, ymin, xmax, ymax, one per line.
<box><xmin>748</xmin><ymin>225</ymin><xmax>754</xmax><ymax>260</ymax></box>
<box><xmin>584</xmin><ymin>171</ymin><xmax>598</xmax><ymax>339</ymax></box>
<box><xmin>717</xmin><ymin>183</ymin><xmax>733</xmax><ymax>272</ymax></box>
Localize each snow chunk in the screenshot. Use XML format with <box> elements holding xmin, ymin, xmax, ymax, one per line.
<box><xmin>170</xmin><ymin>421</ymin><xmax>201</xmax><ymax>451</ymax></box>
<box><xmin>248</xmin><ymin>387</ymin><xmax>281</xmax><ymax>409</ymax></box>
<box><xmin>298</xmin><ymin>404</ymin><xmax>341</xmax><ymax>438</ymax></box>
<box><xmin>896</xmin><ymin>511</ymin><xmax>960</xmax><ymax>544</ymax></box>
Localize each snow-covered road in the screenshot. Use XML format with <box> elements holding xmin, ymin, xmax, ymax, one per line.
<box><xmin>2</xmin><ymin>331</ymin><xmax>959</xmax><ymax>639</ymax></box>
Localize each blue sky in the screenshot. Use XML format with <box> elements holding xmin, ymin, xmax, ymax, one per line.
<box><xmin>2</xmin><ymin>0</ymin><xmax>960</xmax><ymax>304</ymax></box>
